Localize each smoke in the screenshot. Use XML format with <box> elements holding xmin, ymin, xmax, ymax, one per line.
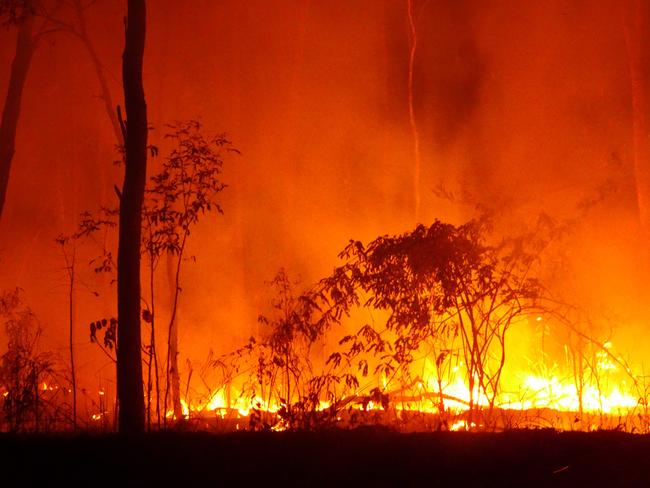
<box><xmin>0</xmin><ymin>0</ymin><xmax>647</xmax><ymax>392</ymax></box>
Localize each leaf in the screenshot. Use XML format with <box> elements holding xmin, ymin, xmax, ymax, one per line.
<box><xmin>142</xmin><ymin>309</ymin><xmax>153</xmax><ymax>323</ymax></box>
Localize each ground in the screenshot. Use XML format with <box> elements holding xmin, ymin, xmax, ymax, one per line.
<box><xmin>2</xmin><ymin>428</ymin><xmax>649</xmax><ymax>486</ymax></box>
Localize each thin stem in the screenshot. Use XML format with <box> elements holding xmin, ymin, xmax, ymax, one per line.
<box><xmin>68</xmin><ymin>246</ymin><xmax>77</xmax><ymax>429</ymax></box>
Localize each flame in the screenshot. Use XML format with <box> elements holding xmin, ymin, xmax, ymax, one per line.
<box><xmin>409</xmin><ymin>353</ymin><xmax>640</xmax><ymax>415</ymax></box>
<box><xmin>170</xmin><ymin>327</ymin><xmax>646</xmax><ymax>432</ymax></box>
<box><xmin>175</xmin><ymin>349</ymin><xmax>644</xmax><ymax>430</ymax></box>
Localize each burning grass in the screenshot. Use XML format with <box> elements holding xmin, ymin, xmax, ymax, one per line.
<box><xmin>3</xmin><ymin>216</ymin><xmax>650</xmax><ymax>434</ymax></box>
<box><xmin>158</xmin><ymin>217</ymin><xmax>650</xmax><ymax>434</ymax></box>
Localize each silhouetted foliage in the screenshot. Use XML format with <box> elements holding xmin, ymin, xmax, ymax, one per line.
<box><xmin>143</xmin><ymin>120</ymin><xmax>236</xmax><ymax>258</ymax></box>
<box><xmin>224</xmin><ymin>218</ymin><xmax>554</xmax><ymax>430</ymax></box>
<box><xmin>229</xmin><ymin>270</ymin><xmax>365</xmax><ymax>430</ymax></box>
<box><xmin>0</xmin><ymin>288</ymin><xmax>55</xmax><ymax>432</ymax></box>
<box><xmin>58</xmin><ymin>119</ymin><xmax>237</xmax><ymax>430</ymax></box>
<box><xmin>89</xmin><ymin>317</ymin><xmax>118</xmax><ymax>361</ymax></box>
<box><xmin>142</xmin><ymin>120</ymin><xmax>236</xmax><ymax>425</ymax></box>
<box><xmin>322</xmin><ymin>218</ymin><xmax>544</xmax><ymax>422</ymax></box>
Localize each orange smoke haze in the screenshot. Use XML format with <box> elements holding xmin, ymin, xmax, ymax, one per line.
<box><xmin>0</xmin><ymin>0</ymin><xmax>648</xmax><ymax>409</ymax></box>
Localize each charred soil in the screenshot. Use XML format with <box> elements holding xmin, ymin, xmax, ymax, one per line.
<box><xmin>2</xmin><ymin>428</ymin><xmax>650</xmax><ymax>486</ymax></box>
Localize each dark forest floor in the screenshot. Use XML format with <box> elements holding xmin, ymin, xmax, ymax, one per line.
<box><xmin>2</xmin><ymin>428</ymin><xmax>650</xmax><ymax>487</ymax></box>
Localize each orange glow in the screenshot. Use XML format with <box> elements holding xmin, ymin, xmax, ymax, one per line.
<box><xmin>171</xmin><ymin>321</ymin><xmax>648</xmax><ymax>432</ymax></box>
<box><xmin>2</xmin><ymin>0</ymin><xmax>650</xmax><ymax>437</ymax></box>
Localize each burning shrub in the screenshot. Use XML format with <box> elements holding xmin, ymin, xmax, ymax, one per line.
<box><xmin>241</xmin><ymin>270</ymin><xmax>353</xmax><ymax>430</ymax></box>
<box><xmin>320</xmin><ymin>217</ymin><xmax>545</xmax><ymax>427</ymax></box>
<box><xmin>0</xmin><ymin>289</ymin><xmax>58</xmax><ymax>432</ymax></box>
<box><xmin>162</xmin><ymin>217</ymin><xmax>648</xmax><ymax>433</ymax></box>
<box><xmin>193</xmin><ymin>218</ymin><xmax>557</xmax><ymax>431</ymax></box>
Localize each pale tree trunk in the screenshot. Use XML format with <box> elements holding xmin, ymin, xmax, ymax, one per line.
<box><xmin>72</xmin><ymin>0</ymin><xmax>123</xmax><ymax>146</ymax></box>
<box><xmin>623</xmin><ymin>0</ymin><xmax>650</xmax><ymax>231</ymax></box>
<box><xmin>407</xmin><ymin>0</ymin><xmax>422</xmax><ymax>221</ymax></box>
<box><xmin>117</xmin><ymin>0</ymin><xmax>147</xmax><ymax>434</ymax></box>
<box><xmin>0</xmin><ymin>7</ymin><xmax>36</xmax><ymax>221</ymax></box>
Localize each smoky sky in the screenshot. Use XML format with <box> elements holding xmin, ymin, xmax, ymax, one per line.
<box><xmin>0</xmin><ymin>0</ymin><xmax>647</xmax><ymax>388</ymax></box>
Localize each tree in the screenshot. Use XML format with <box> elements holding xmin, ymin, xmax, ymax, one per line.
<box><xmin>0</xmin><ymin>288</ymin><xmax>55</xmax><ymax>432</ymax></box>
<box><xmin>406</xmin><ymin>0</ymin><xmax>424</xmax><ymax>220</ymax></box>
<box><xmin>59</xmin><ymin>121</ymin><xmax>236</xmax><ymax>430</ymax></box>
<box><xmin>0</xmin><ymin>0</ymin><xmax>37</xmax><ymax>221</ymax></box>
<box><xmin>36</xmin><ymin>0</ymin><xmax>123</xmax><ymax>146</ymax></box>
<box><xmin>0</xmin><ymin>0</ymin><xmax>126</xmax><ymax>221</ymax></box>
<box><xmin>143</xmin><ymin>120</ymin><xmax>234</xmax><ymax>424</ymax></box>
<box><xmin>70</xmin><ymin>0</ymin><xmax>123</xmax><ymax>146</ymax></box>
<box><xmin>116</xmin><ymin>0</ymin><xmax>147</xmax><ymax>434</ymax></box>
<box><xmin>54</xmin><ymin>235</ymin><xmax>77</xmax><ymax>429</ymax></box>
<box><xmin>323</xmin><ymin>218</ymin><xmax>543</xmax><ymax>425</ymax></box>
<box><xmin>623</xmin><ymin>0</ymin><xmax>650</xmax><ymax>231</ymax></box>
<box><xmin>227</xmin><ymin>269</ymin><xmax>351</xmax><ymax>430</ymax></box>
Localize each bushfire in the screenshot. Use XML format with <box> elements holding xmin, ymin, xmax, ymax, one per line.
<box><xmin>2</xmin><ymin>1</ymin><xmax>650</xmax><ymax>446</ymax></box>
<box><xmin>2</xmin><ymin>215</ymin><xmax>650</xmax><ymax>434</ymax></box>
<box><xmin>164</xmin><ymin>334</ymin><xmax>643</xmax><ymax>433</ymax></box>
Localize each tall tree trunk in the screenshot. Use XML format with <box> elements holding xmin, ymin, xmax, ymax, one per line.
<box><xmin>0</xmin><ymin>9</ymin><xmax>36</xmax><ymax>221</ymax></box>
<box><xmin>117</xmin><ymin>0</ymin><xmax>147</xmax><ymax>434</ymax></box>
<box><xmin>624</xmin><ymin>0</ymin><xmax>650</xmax><ymax>231</ymax></box>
